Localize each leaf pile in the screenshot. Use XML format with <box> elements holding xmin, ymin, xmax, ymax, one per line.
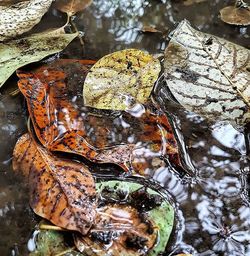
<box><xmin>17</xmin><ymin>58</ymin><xmax>182</xmax><ymax>176</ymax></box>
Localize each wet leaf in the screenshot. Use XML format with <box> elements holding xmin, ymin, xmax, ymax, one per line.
<box><xmin>0</xmin><ymin>27</ymin><xmax>77</xmax><ymax>88</ymax></box>
<box><xmin>163</xmin><ymin>20</ymin><xmax>250</xmax><ymax>125</ymax></box>
<box><xmin>55</xmin><ymin>0</ymin><xmax>93</xmax><ymax>17</ymax></box>
<box><xmin>13</xmin><ymin>133</ymin><xmax>97</xmax><ymax>235</ymax></box>
<box><xmin>75</xmin><ymin>180</ymin><xmax>175</xmax><ymax>256</ymax></box>
<box><xmin>17</xmin><ymin>59</ymin><xmax>182</xmax><ymax>177</ymax></box>
<box><xmin>0</xmin><ymin>0</ymin><xmax>53</xmax><ymax>41</ymax></box>
<box><xmin>220</xmin><ymin>1</ymin><xmax>250</xmax><ymax>26</ymax></box>
<box><xmin>83</xmin><ymin>49</ymin><xmax>161</xmax><ymax>111</ymax></box>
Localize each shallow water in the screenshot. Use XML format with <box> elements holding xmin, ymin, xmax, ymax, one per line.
<box><xmin>0</xmin><ymin>0</ymin><xmax>250</xmax><ymax>255</ymax></box>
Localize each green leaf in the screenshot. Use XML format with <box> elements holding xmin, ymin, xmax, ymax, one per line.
<box><xmin>30</xmin><ymin>228</ymin><xmax>83</xmax><ymax>256</ymax></box>
<box><xmin>83</xmin><ymin>49</ymin><xmax>161</xmax><ymax>111</ymax></box>
<box><xmin>0</xmin><ymin>0</ymin><xmax>53</xmax><ymax>41</ymax></box>
<box><xmin>0</xmin><ymin>27</ymin><xmax>77</xmax><ymax>88</ymax></box>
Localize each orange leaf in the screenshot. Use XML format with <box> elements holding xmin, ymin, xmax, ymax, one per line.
<box><xmin>13</xmin><ymin>133</ymin><xmax>97</xmax><ymax>235</ymax></box>
<box><xmin>17</xmin><ymin>59</ymin><xmax>183</xmax><ymax>177</ymax></box>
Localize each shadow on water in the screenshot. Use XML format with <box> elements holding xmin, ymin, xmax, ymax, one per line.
<box><xmin>0</xmin><ymin>0</ymin><xmax>249</xmax><ymax>255</ymax></box>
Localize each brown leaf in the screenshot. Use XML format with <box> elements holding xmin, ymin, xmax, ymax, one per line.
<box><xmin>17</xmin><ymin>59</ymin><xmax>183</xmax><ymax>177</ymax></box>
<box><xmin>12</xmin><ymin>133</ymin><xmax>97</xmax><ymax>235</ymax></box>
<box><xmin>54</xmin><ymin>0</ymin><xmax>93</xmax><ymax>16</ymax></box>
<box><xmin>140</xmin><ymin>25</ymin><xmax>162</xmax><ymax>33</ymax></box>
<box><xmin>74</xmin><ymin>204</ymin><xmax>157</xmax><ymax>256</ymax></box>
<box><xmin>220</xmin><ymin>3</ymin><xmax>250</xmax><ymax>26</ymax></box>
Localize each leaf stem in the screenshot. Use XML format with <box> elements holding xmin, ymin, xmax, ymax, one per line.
<box><xmin>39</xmin><ymin>224</ymin><xmax>66</xmax><ymax>231</ymax></box>
<box><xmin>69</xmin><ymin>16</ymin><xmax>84</xmax><ymax>47</ymax></box>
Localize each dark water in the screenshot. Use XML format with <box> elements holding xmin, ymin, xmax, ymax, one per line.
<box><xmin>0</xmin><ymin>0</ymin><xmax>250</xmax><ymax>255</ymax></box>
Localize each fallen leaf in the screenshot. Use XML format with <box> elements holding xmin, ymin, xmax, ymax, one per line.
<box><xmin>75</xmin><ymin>180</ymin><xmax>175</xmax><ymax>256</ymax></box>
<box><xmin>55</xmin><ymin>0</ymin><xmax>93</xmax><ymax>17</ymax></box>
<box><xmin>17</xmin><ymin>59</ymin><xmax>182</xmax><ymax>176</ymax></box>
<box><xmin>163</xmin><ymin>20</ymin><xmax>250</xmax><ymax>125</ymax></box>
<box><xmin>220</xmin><ymin>1</ymin><xmax>250</xmax><ymax>26</ymax></box>
<box><xmin>13</xmin><ymin>133</ymin><xmax>97</xmax><ymax>235</ymax></box>
<box><xmin>0</xmin><ymin>0</ymin><xmax>53</xmax><ymax>41</ymax></box>
<box><xmin>83</xmin><ymin>49</ymin><xmax>161</xmax><ymax>111</ymax></box>
<box><xmin>0</xmin><ymin>27</ymin><xmax>77</xmax><ymax>88</ymax></box>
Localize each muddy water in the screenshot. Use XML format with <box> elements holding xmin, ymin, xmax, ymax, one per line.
<box><xmin>0</xmin><ymin>0</ymin><xmax>250</xmax><ymax>255</ymax></box>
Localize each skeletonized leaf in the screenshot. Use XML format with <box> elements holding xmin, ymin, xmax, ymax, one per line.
<box><xmin>75</xmin><ymin>180</ymin><xmax>175</xmax><ymax>256</ymax></box>
<box><xmin>13</xmin><ymin>133</ymin><xmax>97</xmax><ymax>235</ymax></box>
<box><xmin>163</xmin><ymin>20</ymin><xmax>250</xmax><ymax>125</ymax></box>
<box><xmin>220</xmin><ymin>2</ymin><xmax>250</xmax><ymax>26</ymax></box>
<box><xmin>0</xmin><ymin>0</ymin><xmax>53</xmax><ymax>41</ymax></box>
<box><xmin>83</xmin><ymin>49</ymin><xmax>161</xmax><ymax>111</ymax></box>
<box><xmin>0</xmin><ymin>27</ymin><xmax>77</xmax><ymax>88</ymax></box>
<box><xmin>17</xmin><ymin>59</ymin><xmax>182</xmax><ymax>177</ymax></box>
<box><xmin>55</xmin><ymin>0</ymin><xmax>93</xmax><ymax>16</ymax></box>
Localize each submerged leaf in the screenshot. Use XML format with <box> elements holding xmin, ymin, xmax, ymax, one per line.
<box><xmin>75</xmin><ymin>180</ymin><xmax>175</xmax><ymax>256</ymax></box>
<box><xmin>13</xmin><ymin>133</ymin><xmax>97</xmax><ymax>235</ymax></box>
<box><xmin>163</xmin><ymin>20</ymin><xmax>250</xmax><ymax>125</ymax></box>
<box><xmin>0</xmin><ymin>27</ymin><xmax>77</xmax><ymax>88</ymax></box>
<box><xmin>183</xmin><ymin>0</ymin><xmax>207</xmax><ymax>6</ymax></box>
<box><xmin>0</xmin><ymin>0</ymin><xmax>53</xmax><ymax>41</ymax></box>
<box><xmin>17</xmin><ymin>59</ymin><xmax>182</xmax><ymax>177</ymax></box>
<box><xmin>83</xmin><ymin>49</ymin><xmax>161</xmax><ymax>111</ymax></box>
<box><xmin>55</xmin><ymin>0</ymin><xmax>93</xmax><ymax>16</ymax></box>
<box><xmin>220</xmin><ymin>2</ymin><xmax>250</xmax><ymax>26</ymax></box>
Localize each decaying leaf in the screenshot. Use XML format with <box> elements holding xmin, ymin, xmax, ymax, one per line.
<box><xmin>55</xmin><ymin>0</ymin><xmax>93</xmax><ymax>17</ymax></box>
<box><xmin>220</xmin><ymin>1</ymin><xmax>250</xmax><ymax>26</ymax></box>
<box><xmin>17</xmin><ymin>59</ymin><xmax>182</xmax><ymax>177</ymax></box>
<box><xmin>0</xmin><ymin>27</ymin><xmax>77</xmax><ymax>88</ymax></box>
<box><xmin>83</xmin><ymin>49</ymin><xmax>161</xmax><ymax>111</ymax></box>
<box><xmin>0</xmin><ymin>0</ymin><xmax>53</xmax><ymax>41</ymax></box>
<box><xmin>75</xmin><ymin>180</ymin><xmax>175</xmax><ymax>256</ymax></box>
<box><xmin>13</xmin><ymin>133</ymin><xmax>97</xmax><ymax>235</ymax></box>
<box><xmin>163</xmin><ymin>20</ymin><xmax>250</xmax><ymax>125</ymax></box>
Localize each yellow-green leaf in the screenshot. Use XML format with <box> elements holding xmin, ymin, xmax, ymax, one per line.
<box><xmin>0</xmin><ymin>27</ymin><xmax>77</xmax><ymax>88</ymax></box>
<box><xmin>83</xmin><ymin>49</ymin><xmax>161</xmax><ymax>111</ymax></box>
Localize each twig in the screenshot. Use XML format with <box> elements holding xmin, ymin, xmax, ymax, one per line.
<box><xmin>69</xmin><ymin>16</ymin><xmax>85</xmax><ymax>47</ymax></box>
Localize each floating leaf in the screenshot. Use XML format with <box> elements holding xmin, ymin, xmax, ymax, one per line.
<box><xmin>17</xmin><ymin>59</ymin><xmax>182</xmax><ymax>177</ymax></box>
<box><xmin>220</xmin><ymin>1</ymin><xmax>250</xmax><ymax>26</ymax></box>
<box><xmin>83</xmin><ymin>49</ymin><xmax>161</xmax><ymax>111</ymax></box>
<box><xmin>13</xmin><ymin>133</ymin><xmax>97</xmax><ymax>235</ymax></box>
<box><xmin>55</xmin><ymin>0</ymin><xmax>93</xmax><ymax>17</ymax></box>
<box><xmin>75</xmin><ymin>180</ymin><xmax>175</xmax><ymax>256</ymax></box>
<box><xmin>0</xmin><ymin>27</ymin><xmax>77</xmax><ymax>88</ymax></box>
<box><xmin>0</xmin><ymin>0</ymin><xmax>53</xmax><ymax>41</ymax></box>
<box><xmin>163</xmin><ymin>20</ymin><xmax>250</xmax><ymax>125</ymax></box>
